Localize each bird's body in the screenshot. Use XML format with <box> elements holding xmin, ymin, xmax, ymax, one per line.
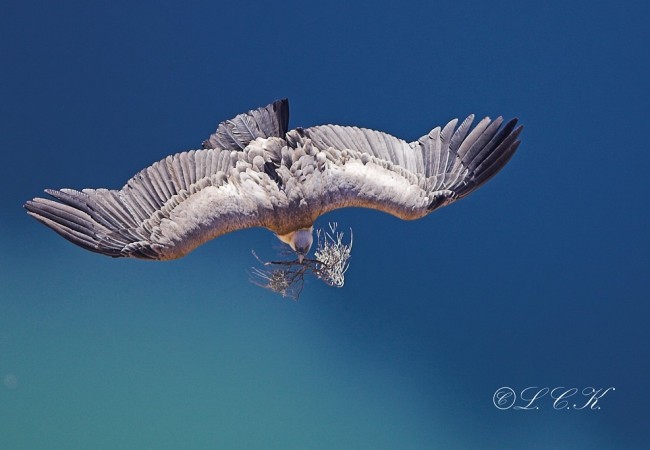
<box><xmin>25</xmin><ymin>99</ymin><xmax>522</xmax><ymax>265</ymax></box>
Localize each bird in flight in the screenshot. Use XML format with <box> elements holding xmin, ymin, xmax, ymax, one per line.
<box><xmin>25</xmin><ymin>99</ymin><xmax>522</xmax><ymax>297</ymax></box>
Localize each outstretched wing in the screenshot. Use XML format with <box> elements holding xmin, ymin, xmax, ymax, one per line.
<box><xmin>25</xmin><ymin>102</ymin><xmax>291</xmax><ymax>260</ymax></box>
<box><xmin>284</xmin><ymin>115</ymin><xmax>522</xmax><ymax>220</ymax></box>
<box><xmin>25</xmin><ymin>102</ymin><xmax>521</xmax><ymax>261</ymax></box>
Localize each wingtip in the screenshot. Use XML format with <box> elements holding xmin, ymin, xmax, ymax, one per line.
<box><xmin>24</xmin><ymin>196</ymin><xmax>45</xmax><ymax>211</ymax></box>
<box><xmin>504</xmin><ymin>117</ymin><xmax>521</xmax><ymax>128</ymax></box>
<box><xmin>271</xmin><ymin>98</ymin><xmax>289</xmax><ymax>112</ymax></box>
<box><xmin>25</xmin><ymin>209</ymin><xmax>44</xmax><ymax>222</ymax></box>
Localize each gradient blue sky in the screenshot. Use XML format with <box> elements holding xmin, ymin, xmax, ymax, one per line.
<box><xmin>1</xmin><ymin>1</ymin><xmax>648</xmax><ymax>449</ymax></box>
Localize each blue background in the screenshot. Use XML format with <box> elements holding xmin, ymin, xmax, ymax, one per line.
<box><xmin>1</xmin><ymin>0</ymin><xmax>648</xmax><ymax>448</ymax></box>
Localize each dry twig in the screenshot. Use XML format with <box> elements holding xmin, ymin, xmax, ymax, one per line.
<box><xmin>251</xmin><ymin>223</ymin><xmax>353</xmax><ymax>299</ymax></box>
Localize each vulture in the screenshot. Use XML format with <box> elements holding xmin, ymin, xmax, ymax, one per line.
<box><xmin>25</xmin><ymin>99</ymin><xmax>522</xmax><ymax>295</ymax></box>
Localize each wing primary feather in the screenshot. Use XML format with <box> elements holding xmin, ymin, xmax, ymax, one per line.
<box><xmin>460</xmin><ymin>138</ymin><xmax>521</xmax><ymax>196</ymax></box>
<box><xmin>449</xmin><ymin>115</ymin><xmax>474</xmax><ymax>153</ymax></box>
<box><xmin>431</xmin><ymin>125</ymin><xmax>445</xmax><ymax>180</ymax></box>
<box><xmin>460</xmin><ymin>117</ymin><xmax>504</xmax><ymax>171</ymax></box>
<box><xmin>44</xmin><ymin>188</ymin><xmax>117</xmax><ymax>228</ymax></box>
<box><xmin>26</xmin><ymin>211</ymin><xmax>116</xmax><ymax>255</ymax></box>
<box><xmin>25</xmin><ymin>199</ymin><xmax>96</xmax><ymax>236</ymax></box>
<box><xmin>437</xmin><ymin>118</ymin><xmax>461</xmax><ymax>177</ymax></box>
<box><xmin>465</xmin><ymin>118</ymin><xmax>518</xmax><ymax>172</ymax></box>
<box><xmin>52</xmin><ymin>188</ymin><xmax>125</xmax><ymax>230</ymax></box>
<box><xmin>456</xmin><ymin>117</ymin><xmax>492</xmax><ymax>162</ymax></box>
<box><xmin>470</xmin><ymin>123</ymin><xmax>522</xmax><ymax>175</ymax></box>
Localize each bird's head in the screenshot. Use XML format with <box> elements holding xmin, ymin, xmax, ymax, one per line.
<box><xmin>276</xmin><ymin>226</ymin><xmax>314</xmax><ymax>263</ymax></box>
